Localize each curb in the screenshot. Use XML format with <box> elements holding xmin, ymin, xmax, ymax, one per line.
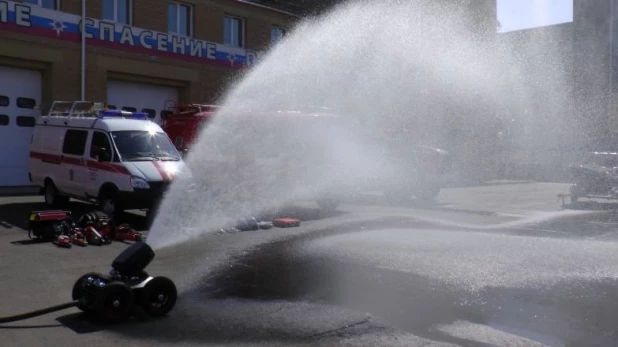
<box><xmin>0</xmin><ymin>186</ymin><xmax>40</xmax><ymax>197</ymax></box>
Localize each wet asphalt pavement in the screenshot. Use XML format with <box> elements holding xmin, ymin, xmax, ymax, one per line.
<box><xmin>3</xmin><ymin>182</ymin><xmax>618</xmax><ymax>346</ymax></box>
<box><xmin>196</xmin><ymin>214</ymin><xmax>618</xmax><ymax>347</ymax></box>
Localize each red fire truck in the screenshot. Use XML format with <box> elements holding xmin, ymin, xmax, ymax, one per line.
<box><xmin>161</xmin><ymin>104</ymin><xmax>221</xmax><ymax>158</ymax></box>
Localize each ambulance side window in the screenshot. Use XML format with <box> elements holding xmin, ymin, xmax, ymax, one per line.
<box><xmin>62</xmin><ymin>129</ymin><xmax>88</xmax><ymax>156</ymax></box>
<box><xmin>90</xmin><ymin>131</ymin><xmax>112</xmax><ymax>162</ymax></box>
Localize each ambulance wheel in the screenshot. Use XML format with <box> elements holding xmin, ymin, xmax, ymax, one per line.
<box><xmin>99</xmin><ymin>192</ymin><xmax>121</xmax><ymax>221</ymax></box>
<box><xmin>94</xmin><ymin>281</ymin><xmax>134</xmax><ymax>323</ymax></box>
<box><xmin>139</xmin><ymin>276</ymin><xmax>177</xmax><ymax>317</ymax></box>
<box><xmin>146</xmin><ymin>203</ymin><xmax>160</xmax><ymax>227</ymax></box>
<box><xmin>44</xmin><ymin>181</ymin><xmax>69</xmax><ymax>207</ymax></box>
<box><xmin>145</xmin><ymin>210</ymin><xmax>154</xmax><ymax>227</ymax></box>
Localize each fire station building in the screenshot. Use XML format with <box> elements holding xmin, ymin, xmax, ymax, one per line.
<box><xmin>0</xmin><ymin>0</ymin><xmax>295</xmax><ymax>187</ymax></box>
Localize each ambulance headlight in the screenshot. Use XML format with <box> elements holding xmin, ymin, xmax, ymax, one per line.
<box><xmin>131</xmin><ymin>176</ymin><xmax>150</xmax><ymax>189</ymax></box>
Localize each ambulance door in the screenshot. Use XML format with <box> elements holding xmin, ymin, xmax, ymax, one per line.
<box><xmin>85</xmin><ymin>131</ymin><xmax>114</xmax><ymax>197</ymax></box>
<box><xmin>60</xmin><ymin>129</ymin><xmax>89</xmax><ymax>196</ymax></box>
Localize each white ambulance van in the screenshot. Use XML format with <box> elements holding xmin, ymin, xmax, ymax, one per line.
<box><xmin>28</xmin><ymin>101</ymin><xmax>186</xmax><ymax>219</ymax></box>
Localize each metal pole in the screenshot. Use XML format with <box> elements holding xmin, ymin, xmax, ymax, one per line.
<box><xmin>610</xmin><ymin>0</ymin><xmax>614</xmax><ymax>137</ymax></box>
<box><xmin>81</xmin><ymin>0</ymin><xmax>86</xmax><ymax>101</ymax></box>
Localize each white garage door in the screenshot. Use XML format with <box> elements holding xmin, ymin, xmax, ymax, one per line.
<box><xmin>0</xmin><ymin>66</ymin><xmax>41</xmax><ymax>186</ymax></box>
<box><xmin>106</xmin><ymin>80</ymin><xmax>179</xmax><ymax>125</ymax></box>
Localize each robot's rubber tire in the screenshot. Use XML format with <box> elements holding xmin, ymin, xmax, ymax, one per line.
<box><xmin>139</xmin><ymin>276</ymin><xmax>178</xmax><ymax>317</ymax></box>
<box><xmin>94</xmin><ymin>281</ymin><xmax>134</xmax><ymax>323</ymax></box>
<box><xmin>72</xmin><ymin>272</ymin><xmax>105</xmax><ymax>304</ymax></box>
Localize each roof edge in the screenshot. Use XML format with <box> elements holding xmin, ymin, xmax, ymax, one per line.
<box><xmin>232</xmin><ymin>0</ymin><xmax>300</xmax><ymax>18</ymax></box>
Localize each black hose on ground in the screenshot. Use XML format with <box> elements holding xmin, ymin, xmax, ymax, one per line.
<box><xmin>0</xmin><ymin>301</ymin><xmax>78</xmax><ymax>324</ymax></box>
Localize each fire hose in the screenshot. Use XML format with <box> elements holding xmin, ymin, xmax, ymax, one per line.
<box><xmin>0</xmin><ymin>301</ymin><xmax>79</xmax><ymax>323</ymax></box>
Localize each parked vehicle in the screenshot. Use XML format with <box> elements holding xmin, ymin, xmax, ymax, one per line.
<box><xmin>29</xmin><ymin>101</ymin><xmax>186</xmax><ymax>220</ymax></box>
<box><xmin>162</xmin><ymin>104</ymin><xmax>344</xmax><ymax>211</ymax></box>
<box><xmin>375</xmin><ymin>143</ymin><xmax>451</xmax><ymax>203</ymax></box>
<box><xmin>161</xmin><ymin>104</ymin><xmax>221</xmax><ymax>158</ymax></box>
<box><xmin>161</xmin><ymin>104</ymin><xmax>451</xmax><ymax>210</ymax></box>
<box><xmin>569</xmin><ymin>151</ymin><xmax>618</xmax><ymax>202</ymax></box>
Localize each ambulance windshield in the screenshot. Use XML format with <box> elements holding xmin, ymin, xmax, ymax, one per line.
<box><xmin>111</xmin><ymin>130</ymin><xmax>181</xmax><ymax>161</ymax></box>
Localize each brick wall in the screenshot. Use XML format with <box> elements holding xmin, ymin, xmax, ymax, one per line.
<box><xmin>0</xmin><ymin>0</ymin><xmax>297</xmax><ymax>106</ymax></box>
<box><xmin>60</xmin><ymin>0</ymin><xmax>102</xmax><ymax>17</ymax></box>
<box><xmin>58</xmin><ymin>0</ymin><xmax>296</xmax><ymax>47</ymax></box>
<box><xmin>133</xmin><ymin>0</ymin><xmax>168</xmax><ymax>32</ymax></box>
<box><xmin>194</xmin><ymin>2</ymin><xmax>225</xmax><ymax>42</ymax></box>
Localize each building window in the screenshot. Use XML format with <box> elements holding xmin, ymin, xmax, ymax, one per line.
<box><xmin>22</xmin><ymin>0</ymin><xmax>59</xmax><ymax>10</ymax></box>
<box><xmin>102</xmin><ymin>0</ymin><xmax>131</xmax><ymax>25</ymax></box>
<box><xmin>16</xmin><ymin>97</ymin><xmax>36</xmax><ymax>109</ymax></box>
<box><xmin>0</xmin><ymin>115</ymin><xmax>8</xmax><ymax>126</ymax></box>
<box><xmin>16</xmin><ymin>116</ymin><xmax>36</xmax><ymax>127</ymax></box>
<box><xmin>271</xmin><ymin>26</ymin><xmax>286</xmax><ymax>45</ymax></box>
<box><xmin>0</xmin><ymin>96</ymin><xmax>8</xmax><ymax>107</ymax></box>
<box><xmin>224</xmin><ymin>15</ymin><xmax>245</xmax><ymax>47</ymax></box>
<box><xmin>168</xmin><ymin>2</ymin><xmax>193</xmax><ymax>37</ymax></box>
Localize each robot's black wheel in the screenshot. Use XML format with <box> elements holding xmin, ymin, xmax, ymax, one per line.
<box><xmin>72</xmin><ymin>272</ymin><xmax>104</xmax><ymax>306</ymax></box>
<box><xmin>139</xmin><ymin>276</ymin><xmax>177</xmax><ymax>317</ymax></box>
<box><xmin>94</xmin><ymin>281</ymin><xmax>134</xmax><ymax>323</ymax></box>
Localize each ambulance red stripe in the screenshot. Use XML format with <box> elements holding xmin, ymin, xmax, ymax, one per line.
<box><xmin>30</xmin><ymin>151</ymin><xmax>130</xmax><ymax>175</ymax></box>
<box><xmin>152</xmin><ymin>161</ymin><xmax>170</xmax><ymax>181</ymax></box>
<box><xmin>86</xmin><ymin>160</ymin><xmax>131</xmax><ymax>175</ymax></box>
<box><xmin>62</xmin><ymin>157</ymin><xmax>82</xmax><ymax>166</ymax></box>
<box><xmin>30</xmin><ymin>151</ymin><xmax>61</xmax><ymax>164</ymax></box>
